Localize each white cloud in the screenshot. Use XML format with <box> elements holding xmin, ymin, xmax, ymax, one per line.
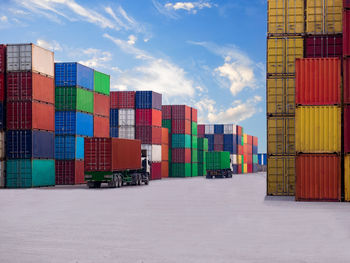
<box><xmin>36</xmin><ymin>39</ymin><xmax>62</xmax><ymax>51</ymax></box>
<box><xmin>78</xmin><ymin>48</ymin><xmax>112</xmax><ymax>68</ymax></box>
<box><xmin>127</xmin><ymin>35</ymin><xmax>137</xmax><ymax>45</ymax></box>
<box><xmin>0</xmin><ymin>16</ymin><xmax>8</xmax><ymax>22</ymax></box>
<box><xmin>154</xmin><ymin>0</ymin><xmax>213</xmax><ymax>17</ymax></box>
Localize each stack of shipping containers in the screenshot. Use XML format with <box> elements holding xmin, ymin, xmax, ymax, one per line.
<box><xmin>236</xmin><ymin>125</ymin><xmax>244</xmax><ymax>174</ymax></box>
<box><xmin>191</xmin><ymin>108</ymin><xmax>198</xmax><ymax>177</ymax></box>
<box><xmin>162</xmin><ymin>105</ymin><xmax>172</xmax><ymax>177</ymax></box>
<box><xmin>267</xmin><ymin>0</ymin><xmax>304</xmax><ymax>195</ymax></box>
<box><xmin>224</xmin><ymin>124</ymin><xmax>237</xmax><ymax>174</ymax></box>
<box><xmin>197</xmin><ymin>137</ymin><xmax>208</xmax><ymax>176</ymax></box>
<box><xmin>135</xmin><ymin>91</ymin><xmax>162</xmax><ymax>180</ymax></box>
<box><xmin>345</xmin><ymin>2</ymin><xmax>350</xmax><ymax>201</ymax></box>
<box><xmin>0</xmin><ymin>45</ymin><xmax>5</xmax><ymax>187</ymax></box>
<box><xmin>54</xmin><ymin>62</ymin><xmax>94</xmax><ymax>184</ymax></box>
<box><xmin>6</xmin><ymin>44</ymin><xmax>55</xmax><ymax>188</ymax></box>
<box><xmin>161</xmin><ymin>127</ymin><xmax>169</xmax><ymax>178</ymax></box>
<box><xmin>252</xmin><ymin>136</ymin><xmax>258</xmax><ymax>173</ymax></box>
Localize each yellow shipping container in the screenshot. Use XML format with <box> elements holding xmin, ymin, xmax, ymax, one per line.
<box><xmin>268</xmin><ymin>0</ymin><xmax>305</xmax><ymax>34</ymax></box>
<box><xmin>267</xmin><ymin>116</ymin><xmax>295</xmax><ymax>155</ymax></box>
<box><xmin>244</xmin><ymin>164</ymin><xmax>247</xmax><ymax>174</ymax></box>
<box><xmin>345</xmin><ymin>155</ymin><xmax>350</xmax><ymax>201</ymax></box>
<box><xmin>306</xmin><ymin>0</ymin><xmax>342</xmax><ymax>34</ymax></box>
<box><xmin>267</xmin><ymin>155</ymin><xmax>295</xmax><ymax>196</ymax></box>
<box><xmin>267</xmin><ymin>77</ymin><xmax>295</xmax><ymax>115</ymax></box>
<box><xmin>237</xmin><ymin>155</ymin><xmax>242</xmax><ymax>165</ymax></box>
<box><xmin>267</xmin><ymin>37</ymin><xmax>304</xmax><ymax>75</ymax></box>
<box><xmin>243</xmin><ymin>134</ymin><xmax>247</xmax><ymax>144</ymax></box>
<box><xmin>295</xmin><ymin>106</ymin><xmax>341</xmax><ymax>153</ymax></box>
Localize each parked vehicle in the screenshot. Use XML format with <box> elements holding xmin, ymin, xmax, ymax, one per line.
<box><xmin>205</xmin><ymin>151</ymin><xmax>233</xmax><ymax>179</ymax></box>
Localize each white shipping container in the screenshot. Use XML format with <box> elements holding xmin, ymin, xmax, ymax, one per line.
<box><xmin>141</xmin><ymin>144</ymin><xmax>162</xmax><ymax>162</ymax></box>
<box><xmin>224</xmin><ymin>124</ymin><xmax>237</xmax><ymax>134</ymax></box>
<box><xmin>0</xmin><ymin>132</ymin><xmax>5</xmax><ymax>159</ymax></box>
<box><xmin>118</xmin><ymin>126</ymin><xmax>135</xmax><ymax>139</ymax></box>
<box><xmin>205</xmin><ymin>124</ymin><xmax>214</xmax><ymax>134</ymax></box>
<box><xmin>0</xmin><ymin>161</ymin><xmax>5</xmax><ymax>188</ymax></box>
<box><xmin>118</xmin><ymin>109</ymin><xmax>135</xmax><ymax>126</ymax></box>
<box><xmin>7</xmin><ymin>44</ymin><xmax>54</xmax><ymax>77</ymax></box>
<box><xmin>231</xmin><ymin>154</ymin><xmax>237</xmax><ymax>165</ymax></box>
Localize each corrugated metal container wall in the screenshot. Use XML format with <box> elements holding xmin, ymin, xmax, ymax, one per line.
<box><xmin>55</xmin><ymin>111</ymin><xmax>93</xmax><ymax>136</ymax></box>
<box><xmin>55</xmin><ymin>160</ymin><xmax>85</xmax><ymax>185</ymax></box>
<box><xmin>110</xmin><ymin>109</ymin><xmax>118</xmax><ymax>127</ymax></box>
<box><xmin>118</xmin><ymin>126</ymin><xmax>135</xmax><ymax>139</ymax></box>
<box><xmin>93</xmin><ymin>116</ymin><xmax>109</xmax><ymax>138</ymax></box>
<box><xmin>0</xmin><ymin>45</ymin><xmax>5</xmax><ymax>73</ymax></box>
<box><xmin>214</xmin><ymin>124</ymin><xmax>224</xmax><ymax>134</ymax></box>
<box><xmin>205</xmin><ymin>124</ymin><xmax>214</xmax><ymax>134</ymax></box>
<box><xmin>0</xmin><ymin>74</ymin><xmax>4</xmax><ymax>102</ymax></box>
<box><xmin>118</xmin><ymin>109</ymin><xmax>135</xmax><ymax>126</ymax></box>
<box><xmin>161</xmin><ymin>127</ymin><xmax>168</xmax><ymax>145</ymax></box>
<box><xmin>7</xmin><ymin>72</ymin><xmax>55</xmax><ymax>103</ymax></box>
<box><xmin>267</xmin><ymin>116</ymin><xmax>295</xmax><ymax>155</ymax></box>
<box><xmin>141</xmin><ymin>144</ymin><xmax>162</xmax><ymax>162</ymax></box>
<box><xmin>135</xmin><ymin>109</ymin><xmax>162</xmax><ymax>126</ymax></box>
<box><xmin>7</xmin><ymin>44</ymin><xmax>54</xmax><ymax>77</ymax></box>
<box><xmin>267</xmin><ymin>155</ymin><xmax>295</xmax><ymax>196</ymax></box>
<box><xmin>345</xmin><ymin>0</ymin><xmax>350</xmax><ymax>9</ymax></box>
<box><xmin>172</xmin><ymin>148</ymin><xmax>191</xmax><ymax>163</ymax></box>
<box><xmin>55</xmin><ymin>63</ymin><xmax>94</xmax><ymax>90</ymax></box>
<box><xmin>94</xmin><ymin>93</ymin><xmax>110</xmax><ymax>117</ymax></box>
<box><xmin>172</xmin><ymin>120</ymin><xmax>191</xmax><ymax>134</ymax></box>
<box><xmin>94</xmin><ymin>70</ymin><xmax>110</xmax><ymax>95</ymax></box>
<box><xmin>344</xmin><ymin>155</ymin><xmax>350</xmax><ymax>201</ymax></box>
<box><xmin>0</xmin><ymin>132</ymin><xmax>4</xmax><ymax>159</ymax></box>
<box><xmin>55</xmin><ymin>136</ymin><xmax>84</xmax><ymax>160</ymax></box>
<box><xmin>135</xmin><ymin>126</ymin><xmax>162</xmax><ymax>144</ymax></box>
<box><xmin>55</xmin><ymin>87</ymin><xmax>94</xmax><ymax>113</ymax></box>
<box><xmin>344</xmin><ymin>10</ymin><xmax>350</xmax><ymax>56</ymax></box>
<box><xmin>110</xmin><ymin>91</ymin><xmax>135</xmax><ymax>109</ymax></box>
<box><xmin>223</xmin><ymin>124</ymin><xmax>236</xmax><ymax>134</ymax></box>
<box><xmin>342</xmin><ymin>106</ymin><xmax>350</xmax><ymax>153</ymax></box>
<box><xmin>295</xmin><ymin>58</ymin><xmax>341</xmax><ymax>105</ymax></box>
<box><xmin>150</xmin><ymin>162</ymin><xmax>161</xmax><ymax>180</ymax></box>
<box><xmin>306</xmin><ymin>0</ymin><xmax>343</xmax><ymax>35</ymax></box>
<box><xmin>295</xmin><ymin>106</ymin><xmax>341</xmax><ymax>153</ymax></box>
<box><xmin>0</xmin><ymin>161</ymin><xmax>5</xmax><ymax>188</ymax></box>
<box><xmin>162</xmin><ymin>105</ymin><xmax>172</xmax><ymax>119</ymax></box>
<box><xmin>171</xmin><ymin>105</ymin><xmax>191</xmax><ymax>120</ymax></box>
<box><xmin>135</xmin><ymin>91</ymin><xmax>162</xmax><ymax>110</ymax></box>
<box><xmin>305</xmin><ymin>35</ymin><xmax>343</xmax><ymax>58</ymax></box>
<box><xmin>161</xmin><ymin>161</ymin><xmax>169</xmax><ymax>178</ymax></box>
<box><xmin>191</xmin><ymin>108</ymin><xmax>197</xmax><ymax>122</ymax></box>
<box><xmin>343</xmin><ymin>58</ymin><xmax>350</xmax><ymax>103</ymax></box>
<box><xmin>296</xmin><ymin>154</ymin><xmax>341</xmax><ymax>201</ymax></box>
<box><xmin>198</xmin><ymin>124</ymin><xmax>205</xmax><ymax>138</ymax></box>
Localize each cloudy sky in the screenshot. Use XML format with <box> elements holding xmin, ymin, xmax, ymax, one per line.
<box><xmin>0</xmin><ymin>0</ymin><xmax>267</xmax><ymax>151</ymax></box>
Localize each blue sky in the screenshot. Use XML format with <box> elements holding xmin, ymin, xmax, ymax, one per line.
<box><xmin>0</xmin><ymin>0</ymin><xmax>267</xmax><ymax>152</ymax></box>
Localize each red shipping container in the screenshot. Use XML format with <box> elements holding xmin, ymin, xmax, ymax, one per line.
<box><xmin>94</xmin><ymin>116</ymin><xmax>109</xmax><ymax>138</ymax></box>
<box><xmin>151</xmin><ymin>162</ymin><xmax>162</xmax><ymax>180</ymax></box>
<box><xmin>7</xmin><ymin>72</ymin><xmax>54</xmax><ymax>103</ymax></box>
<box><xmin>0</xmin><ymin>74</ymin><xmax>4</xmax><ymax>101</ymax></box>
<box><xmin>56</xmin><ymin>160</ymin><xmax>85</xmax><ymax>185</ymax></box>
<box><xmin>161</xmin><ymin>128</ymin><xmax>168</xmax><ymax>145</ymax></box>
<box><xmin>247</xmin><ymin>164</ymin><xmax>252</xmax><ymax>173</ymax></box>
<box><xmin>344</xmin><ymin>105</ymin><xmax>350</xmax><ymax>153</ymax></box>
<box><xmin>214</xmin><ymin>134</ymin><xmax>223</xmax><ymax>145</ymax></box>
<box><xmin>110</xmin><ymin>91</ymin><xmax>135</xmax><ymax>109</ymax></box>
<box><xmin>162</xmin><ymin>105</ymin><xmax>172</xmax><ymax>120</ymax></box>
<box><xmin>343</xmin><ymin>58</ymin><xmax>350</xmax><ymax>103</ymax></box>
<box><xmin>238</xmin><ymin>165</ymin><xmax>242</xmax><ymax>174</ymax></box>
<box><xmin>94</xmin><ymin>93</ymin><xmax>110</xmax><ymax>117</ymax></box>
<box><xmin>247</xmin><ymin>135</ymin><xmax>253</xmax><ymax>145</ymax></box>
<box><xmin>172</xmin><ymin>148</ymin><xmax>191</xmax><ymax>163</ymax></box>
<box><xmin>198</xmin><ymin>124</ymin><xmax>205</xmax><ymax>137</ymax></box>
<box><xmin>345</xmin><ymin>0</ymin><xmax>350</xmax><ymax>9</ymax></box>
<box><xmin>0</xmin><ymin>45</ymin><xmax>5</xmax><ymax>73</ymax></box>
<box><xmin>238</xmin><ymin>145</ymin><xmax>243</xmax><ymax>155</ymax></box>
<box><xmin>136</xmin><ymin>126</ymin><xmax>162</xmax><ymax>144</ymax></box>
<box><xmin>296</xmin><ymin>154</ymin><xmax>341</xmax><ymax>201</ymax></box>
<box><xmin>214</xmin><ymin>144</ymin><xmax>223</xmax><ymax>151</ymax></box>
<box><xmin>6</xmin><ymin>101</ymin><xmax>54</xmax><ymax>131</ymax></box>
<box><xmin>172</xmin><ymin>119</ymin><xmax>191</xmax><ymax>134</ymax></box>
<box><xmin>162</xmin><ymin>144</ymin><xmax>169</xmax><ymax>161</ymax></box>
<box><xmin>191</xmin><ymin>107</ymin><xmax>197</xmax><ymax>122</ymax></box>
<box><xmin>305</xmin><ymin>35</ymin><xmax>342</xmax><ymax>58</ymax></box>
<box><xmin>296</xmin><ymin>58</ymin><xmax>341</xmax><ymax>105</ymax></box>
<box><xmin>161</xmin><ymin>161</ymin><xmax>169</xmax><ymax>178</ymax></box>
<box><xmin>344</xmin><ymin>10</ymin><xmax>350</xmax><ymax>56</ymax></box>
<box><xmin>171</xmin><ymin>105</ymin><xmax>191</xmax><ymax>120</ymax></box>
<box><xmin>85</xmin><ymin>138</ymin><xmax>141</xmax><ymax>172</ymax></box>
<box><xmin>136</xmin><ymin>109</ymin><xmax>162</xmax><ymax>127</ymax></box>
<box><xmin>236</xmin><ymin>126</ymin><xmax>243</xmax><ymax>136</ymax></box>
<box><xmin>253</xmin><ymin>136</ymin><xmax>258</xmax><ymax>146</ymax></box>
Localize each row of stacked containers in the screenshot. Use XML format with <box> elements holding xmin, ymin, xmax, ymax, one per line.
<box><xmin>267</xmin><ymin>0</ymin><xmax>344</xmax><ymax>196</ymax></box>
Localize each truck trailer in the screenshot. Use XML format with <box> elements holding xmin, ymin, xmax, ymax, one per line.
<box><xmin>84</xmin><ymin>138</ymin><xmax>150</xmax><ymax>188</ymax></box>
<box><xmin>205</xmin><ymin>151</ymin><xmax>233</xmax><ymax>179</ymax></box>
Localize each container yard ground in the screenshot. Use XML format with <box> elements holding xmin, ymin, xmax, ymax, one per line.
<box><xmin>1</xmin><ymin>174</ymin><xmax>350</xmax><ymax>263</ymax></box>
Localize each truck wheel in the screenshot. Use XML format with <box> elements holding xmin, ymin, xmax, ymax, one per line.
<box><xmin>117</xmin><ymin>176</ymin><xmax>121</xmax><ymax>188</ymax></box>
<box><xmin>137</xmin><ymin>175</ymin><xmax>141</xmax><ymax>185</ymax></box>
<box><xmin>144</xmin><ymin>178</ymin><xmax>149</xmax><ymax>185</ymax></box>
<box><xmin>87</xmin><ymin>182</ymin><xmax>95</xmax><ymax>188</ymax></box>
<box><xmin>94</xmin><ymin>182</ymin><xmax>101</xmax><ymax>188</ymax></box>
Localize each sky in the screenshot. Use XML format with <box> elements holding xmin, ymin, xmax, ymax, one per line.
<box><xmin>0</xmin><ymin>0</ymin><xmax>267</xmax><ymax>152</ymax></box>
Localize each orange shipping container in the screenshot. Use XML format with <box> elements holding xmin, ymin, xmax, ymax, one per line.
<box><xmin>94</xmin><ymin>93</ymin><xmax>110</xmax><ymax>117</ymax></box>
<box><xmin>94</xmin><ymin>116</ymin><xmax>109</xmax><ymax>138</ymax></box>
<box><xmin>296</xmin><ymin>154</ymin><xmax>341</xmax><ymax>201</ymax></box>
<box><xmin>162</xmin><ymin>144</ymin><xmax>168</xmax><ymax>161</ymax></box>
<box><xmin>161</xmin><ymin>161</ymin><xmax>169</xmax><ymax>178</ymax></box>
<box><xmin>161</xmin><ymin>128</ymin><xmax>169</xmax><ymax>145</ymax></box>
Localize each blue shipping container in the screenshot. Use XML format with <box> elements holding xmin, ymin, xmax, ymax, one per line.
<box><xmin>0</xmin><ymin>102</ymin><xmax>4</xmax><ymax>130</ymax></box>
<box><xmin>110</xmin><ymin>109</ymin><xmax>118</xmax><ymax>127</ymax></box>
<box><xmin>237</xmin><ymin>135</ymin><xmax>242</xmax><ymax>145</ymax></box>
<box><xmin>135</xmin><ymin>91</ymin><xmax>162</xmax><ymax>110</ymax></box>
<box><xmin>232</xmin><ymin>164</ymin><xmax>238</xmax><ymax>174</ymax></box>
<box><xmin>258</xmin><ymin>153</ymin><xmax>267</xmax><ymax>165</ymax></box>
<box><xmin>223</xmin><ymin>134</ymin><xmax>237</xmax><ymax>154</ymax></box>
<box><xmin>214</xmin><ymin>124</ymin><xmax>224</xmax><ymax>134</ymax></box>
<box><xmin>55</xmin><ymin>135</ymin><xmax>84</xmax><ymax>160</ymax></box>
<box><xmin>55</xmin><ymin>111</ymin><xmax>93</xmax><ymax>137</ymax></box>
<box><xmin>253</xmin><ymin>145</ymin><xmax>258</xmax><ymax>154</ymax></box>
<box><xmin>6</xmin><ymin>130</ymin><xmax>54</xmax><ymax>159</ymax></box>
<box><xmin>55</xmin><ymin>62</ymin><xmax>94</xmax><ymax>90</ymax></box>
<box><xmin>110</xmin><ymin>127</ymin><xmax>119</xmax><ymax>138</ymax></box>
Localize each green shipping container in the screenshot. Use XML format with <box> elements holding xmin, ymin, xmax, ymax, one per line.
<box><xmin>171</xmin><ymin>163</ymin><xmax>191</xmax><ymax>177</ymax></box>
<box><xmin>198</xmin><ymin>138</ymin><xmax>208</xmax><ymax>151</ymax></box>
<box><xmin>241</xmin><ymin>136</ymin><xmax>244</xmax><ymax>146</ymax></box>
<box><xmin>6</xmin><ymin>159</ymin><xmax>55</xmax><ymax>188</ymax></box>
<box><xmin>241</xmin><ymin>155</ymin><xmax>244</xmax><ymax>164</ymax></box>
<box><xmin>192</xmin><ymin>149</ymin><xmax>198</xmax><ymax>162</ymax></box>
<box><xmin>172</xmin><ymin>134</ymin><xmax>191</xmax><ymax>148</ymax></box>
<box><xmin>162</xmin><ymin>120</ymin><xmax>171</xmax><ymax>132</ymax></box>
<box><xmin>198</xmin><ymin>163</ymin><xmax>207</xmax><ymax>176</ymax></box>
<box><xmin>192</xmin><ymin>136</ymin><xmax>198</xmax><ymax>149</ymax></box>
<box><xmin>206</xmin><ymin>151</ymin><xmax>231</xmax><ymax>170</ymax></box>
<box><xmin>169</xmin><ymin>149</ymin><xmax>172</xmax><ymax>164</ymax></box>
<box><xmin>191</xmin><ymin>122</ymin><xmax>198</xmax><ymax>135</ymax></box>
<box><xmin>253</xmin><ymin>155</ymin><xmax>258</xmax><ymax>164</ymax></box>
<box><xmin>55</xmin><ymin>87</ymin><xmax>94</xmax><ymax>113</ymax></box>
<box><xmin>192</xmin><ymin>163</ymin><xmax>198</xmax><ymax>177</ymax></box>
<box><xmin>198</xmin><ymin>150</ymin><xmax>204</xmax><ymax>163</ymax></box>
<box><xmin>94</xmin><ymin>70</ymin><xmax>110</xmax><ymax>95</ymax></box>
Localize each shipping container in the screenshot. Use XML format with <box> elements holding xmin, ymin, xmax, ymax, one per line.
<box><xmin>6</xmin><ymin>130</ymin><xmax>54</xmax><ymax>159</ymax></box>
<box><xmin>84</xmin><ymin>138</ymin><xmax>141</xmax><ymax>172</ymax></box>
<box><xmin>0</xmin><ymin>161</ymin><xmax>5</xmax><ymax>188</ymax></box>
<box><xmin>171</xmin><ymin>163</ymin><xmax>191</xmax><ymax>177</ymax></box>
<box><xmin>191</xmin><ymin>108</ymin><xmax>197</xmax><ymax>122</ymax></box>
<box><xmin>342</xmin><ymin>105</ymin><xmax>350</xmax><ymax>153</ymax></box>
<box><xmin>342</xmin><ymin>58</ymin><xmax>350</xmax><ymax>103</ymax></box>
<box><xmin>295</xmin><ymin>58</ymin><xmax>341</xmax><ymax>105</ymax></box>
<box><xmin>236</xmin><ymin>126</ymin><xmax>243</xmax><ymax>136</ymax></box>
<box><xmin>344</xmin><ymin>154</ymin><xmax>350</xmax><ymax>201</ymax></box>
<box><xmin>161</xmin><ymin>127</ymin><xmax>168</xmax><ymax>145</ymax></box>
<box><xmin>118</xmin><ymin>109</ymin><xmax>135</xmax><ymax>126</ymax></box>
<box><xmin>7</xmin><ymin>101</ymin><xmax>54</xmax><ymax>131</ymax></box>
<box><xmin>110</xmin><ymin>91</ymin><xmax>135</xmax><ymax>109</ymax></box>
<box><xmin>94</xmin><ymin>70</ymin><xmax>110</xmax><ymax>95</ymax></box>
<box><xmin>267</xmin><ymin>0</ymin><xmax>304</xmax><ymax>34</ymax></box>
<box><xmin>136</xmin><ymin>126</ymin><xmax>162</xmax><ymax>144</ymax></box>
<box><xmin>6</xmin><ymin>159</ymin><xmax>55</xmax><ymax>188</ymax></box>
<box><xmin>162</xmin><ymin>144</ymin><xmax>168</xmax><ymax>161</ymax></box>
<box><xmin>55</xmin><ymin>111</ymin><xmax>93</xmax><ymax>137</ymax></box>
<box><xmin>197</xmin><ymin>125</ymin><xmax>205</xmax><ymax>138</ymax></box>
<box><xmin>223</xmin><ymin>124</ymin><xmax>237</xmax><ymax>134</ymax></box>
<box><xmin>55</xmin><ymin>62</ymin><xmax>93</xmax><ymax>90</ymax></box>
<box><xmin>267</xmin><ymin>155</ymin><xmax>295</xmax><ymax>196</ymax></box>
<box><xmin>192</xmin><ymin>163</ymin><xmax>198</xmax><ymax>177</ymax></box>
<box><xmin>192</xmin><ymin>149</ymin><xmax>198</xmax><ymax>162</ymax></box>
<box><xmin>206</xmin><ymin>151</ymin><xmax>230</xmax><ymax>170</ymax></box>
<box><xmin>191</xmin><ymin>122</ymin><xmax>197</xmax><ymax>136</ymax></box>
<box><xmin>214</xmin><ymin>134</ymin><xmax>224</xmax><ymax>145</ymax></box>
<box><xmin>295</xmin><ymin>106</ymin><xmax>341</xmax><ymax>153</ymax></box>
<box><xmin>296</xmin><ymin>154</ymin><xmax>340</xmax><ymax>201</ymax></box>
<box><xmin>0</xmin><ymin>132</ymin><xmax>4</xmax><ymax>159</ymax></box>
<box><xmin>306</xmin><ymin>0</ymin><xmax>342</xmax><ymax>35</ymax></box>
<box><xmin>0</xmin><ymin>45</ymin><xmax>5</xmax><ymax>73</ymax></box>
<box><xmin>0</xmin><ymin>74</ymin><xmax>4</xmax><ymax>102</ymax></box>
<box><xmin>110</xmin><ymin>109</ymin><xmax>118</xmax><ymax>127</ymax></box>
<box><xmin>161</xmin><ymin>161</ymin><xmax>169</xmax><ymax>178</ymax></box>
<box><xmin>344</xmin><ymin>10</ymin><xmax>350</xmax><ymax>56</ymax></box>
<box><xmin>345</xmin><ymin>0</ymin><xmax>350</xmax><ymax>9</ymax></box>
<box><xmin>135</xmin><ymin>109</ymin><xmax>162</xmax><ymax>127</ymax></box>
<box><xmin>118</xmin><ymin>126</ymin><xmax>135</xmax><ymax>139</ymax></box>
<box><xmin>135</xmin><ymin>91</ymin><xmax>162</xmax><ymax>110</ymax></box>
<box><xmin>267</xmin><ymin>116</ymin><xmax>295</xmax><ymax>155</ymax></box>
<box><xmin>110</xmin><ymin>127</ymin><xmax>119</xmax><ymax>138</ymax></box>
<box><xmin>214</xmin><ymin>144</ymin><xmax>223</xmax><ymax>151</ymax></box>
<box><xmin>172</xmin><ymin>119</ymin><xmax>191</xmax><ymax>134</ymax></box>
<box><xmin>198</xmin><ymin>137</ymin><xmax>208</xmax><ymax>151</ymax></box>
<box><xmin>7</xmin><ymin>44</ymin><xmax>54</xmax><ymax>77</ymax></box>
<box><xmin>162</xmin><ymin>119</ymin><xmax>171</xmax><ymax>133</ymax></box>
<box><xmin>141</xmin><ymin>144</ymin><xmax>162</xmax><ymax>162</ymax></box>
<box><xmin>55</xmin><ymin>135</ymin><xmax>84</xmax><ymax>160</ymax></box>
<box><xmin>192</xmin><ymin>136</ymin><xmax>198</xmax><ymax>149</ymax></box>
<box><xmin>267</xmin><ymin>37</ymin><xmax>304</xmax><ymax>75</ymax></box>
<box><xmin>150</xmin><ymin>162</ymin><xmax>161</xmax><ymax>180</ymax></box>
<box><xmin>162</xmin><ymin>105</ymin><xmax>172</xmax><ymax>120</ymax></box>
<box><xmin>172</xmin><ymin>148</ymin><xmax>191</xmax><ymax>163</ymax></box>
<box><xmin>205</xmin><ymin>124</ymin><xmax>214</xmax><ymax>134</ymax></box>
<box><xmin>7</xmin><ymin>72</ymin><xmax>54</xmax><ymax>103</ymax></box>
<box><xmin>214</xmin><ymin>124</ymin><xmax>224</xmax><ymax>134</ymax></box>
<box><xmin>305</xmin><ymin>35</ymin><xmax>342</xmax><ymax>58</ymax></box>
<box><xmin>94</xmin><ymin>116</ymin><xmax>109</xmax><ymax>138</ymax></box>
<box><xmin>223</xmin><ymin>134</ymin><xmax>237</xmax><ymax>154</ymax></box>
<box><xmin>55</xmin><ymin>86</ymin><xmax>93</xmax><ymax>113</ymax></box>
<box><xmin>55</xmin><ymin>160</ymin><xmax>85</xmax><ymax>185</ymax></box>
<box><xmin>267</xmin><ymin>77</ymin><xmax>295</xmax><ymax>115</ymax></box>
<box><xmin>94</xmin><ymin>93</ymin><xmax>110</xmax><ymax>117</ymax></box>
<box><xmin>171</xmin><ymin>105</ymin><xmax>191</xmax><ymax>120</ymax></box>
<box><xmin>172</xmin><ymin>134</ymin><xmax>191</xmax><ymax>148</ymax></box>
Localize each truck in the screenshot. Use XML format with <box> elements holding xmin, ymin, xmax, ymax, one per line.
<box><xmin>205</xmin><ymin>151</ymin><xmax>233</xmax><ymax>179</ymax></box>
<box><xmin>84</xmin><ymin>137</ymin><xmax>150</xmax><ymax>188</ymax></box>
